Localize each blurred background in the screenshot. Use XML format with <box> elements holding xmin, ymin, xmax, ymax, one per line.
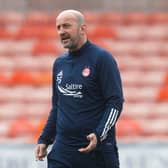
<box><xmin>0</xmin><ymin>0</ymin><xmax>167</xmax><ymax>168</ymax></box>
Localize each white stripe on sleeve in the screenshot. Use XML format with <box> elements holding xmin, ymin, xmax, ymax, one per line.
<box><xmin>100</xmin><ymin>108</ymin><xmax>119</xmax><ymax>141</ymax></box>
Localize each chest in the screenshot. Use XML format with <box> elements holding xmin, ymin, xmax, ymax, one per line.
<box><xmin>54</xmin><ymin>59</ymin><xmax>99</xmax><ymax>98</ymax></box>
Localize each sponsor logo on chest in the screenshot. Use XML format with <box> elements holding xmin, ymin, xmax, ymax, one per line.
<box><xmin>56</xmin><ymin>70</ymin><xmax>83</xmax><ymax>98</ymax></box>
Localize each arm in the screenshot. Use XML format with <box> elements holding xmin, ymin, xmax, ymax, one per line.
<box><xmin>37</xmin><ymin>61</ymin><xmax>58</xmax><ymax>146</ymax></box>
<box><xmin>35</xmin><ymin>61</ymin><xmax>58</xmax><ymax>160</ymax></box>
<box><xmin>79</xmin><ymin>51</ymin><xmax>124</xmax><ymax>153</ymax></box>
<box><xmin>95</xmin><ymin>51</ymin><xmax>124</xmax><ymax>142</ymax></box>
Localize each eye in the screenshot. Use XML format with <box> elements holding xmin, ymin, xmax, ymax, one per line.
<box><xmin>57</xmin><ymin>25</ymin><xmax>60</xmax><ymax>30</ymax></box>
<box><xmin>63</xmin><ymin>24</ymin><xmax>71</xmax><ymax>29</ymax></box>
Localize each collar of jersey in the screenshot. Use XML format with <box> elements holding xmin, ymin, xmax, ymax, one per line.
<box><xmin>68</xmin><ymin>40</ymin><xmax>91</xmax><ymax>58</ymax></box>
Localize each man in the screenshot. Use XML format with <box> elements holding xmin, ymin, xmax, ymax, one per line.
<box><xmin>35</xmin><ymin>9</ymin><xmax>124</xmax><ymax>168</ymax></box>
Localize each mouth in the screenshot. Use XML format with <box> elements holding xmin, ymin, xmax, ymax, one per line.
<box><xmin>61</xmin><ymin>34</ymin><xmax>71</xmax><ymax>44</ymax></box>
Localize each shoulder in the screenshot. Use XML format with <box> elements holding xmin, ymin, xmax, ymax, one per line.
<box><xmin>90</xmin><ymin>42</ymin><xmax>117</xmax><ymax>65</ymax></box>
<box><xmin>53</xmin><ymin>53</ymin><xmax>68</xmax><ymax>66</ymax></box>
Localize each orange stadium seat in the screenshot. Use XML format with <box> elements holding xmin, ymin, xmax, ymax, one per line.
<box><xmin>16</xmin><ymin>26</ymin><xmax>43</xmax><ymax>39</ymax></box>
<box><xmin>0</xmin><ymin>12</ymin><xmax>23</xmax><ymax>25</ymax></box>
<box><xmin>31</xmin><ymin>116</ymin><xmax>47</xmax><ymax>143</ymax></box>
<box><xmin>124</xmin><ymin>12</ymin><xmax>149</xmax><ymax>25</ymax></box>
<box><xmin>0</xmin><ymin>27</ymin><xmax>13</xmax><ymax>39</ymax></box>
<box><xmin>165</xmin><ymin>73</ymin><xmax>168</xmax><ymax>85</ymax></box>
<box><xmin>83</xmin><ymin>11</ymin><xmax>100</xmax><ymax>24</ymax></box>
<box><xmin>36</xmin><ymin>72</ymin><xmax>52</xmax><ymax>85</ymax></box>
<box><xmin>32</xmin><ymin>41</ymin><xmax>58</xmax><ymax>55</ymax></box>
<box><xmin>41</xmin><ymin>26</ymin><xmax>58</xmax><ymax>39</ymax></box>
<box><xmin>7</xmin><ymin>116</ymin><xmax>35</xmax><ymax>138</ymax></box>
<box><xmin>100</xmin><ymin>12</ymin><xmax>124</xmax><ymax>25</ymax></box>
<box><xmin>11</xmin><ymin>71</ymin><xmax>35</xmax><ymax>85</ymax></box>
<box><xmin>90</xmin><ymin>25</ymin><xmax>117</xmax><ymax>39</ymax></box>
<box><xmin>0</xmin><ymin>72</ymin><xmax>12</xmax><ymax>85</ymax></box>
<box><xmin>25</xmin><ymin>12</ymin><xmax>51</xmax><ymax>25</ymax></box>
<box><xmin>0</xmin><ymin>15</ymin><xmax>5</xmax><ymax>25</ymax></box>
<box><xmin>16</xmin><ymin>25</ymin><xmax>58</xmax><ymax>40</ymax></box>
<box><xmin>116</xmin><ymin>118</ymin><xmax>144</xmax><ymax>138</ymax></box>
<box><xmin>11</xmin><ymin>71</ymin><xmax>51</xmax><ymax>86</ymax></box>
<box><xmin>157</xmin><ymin>86</ymin><xmax>168</xmax><ymax>101</ymax></box>
<box><xmin>149</xmin><ymin>12</ymin><xmax>168</xmax><ymax>24</ymax></box>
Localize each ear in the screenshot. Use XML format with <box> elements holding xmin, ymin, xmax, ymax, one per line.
<box><xmin>80</xmin><ymin>24</ymin><xmax>87</xmax><ymax>35</ymax></box>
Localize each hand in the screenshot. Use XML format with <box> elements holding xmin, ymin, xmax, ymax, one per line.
<box><xmin>35</xmin><ymin>144</ymin><xmax>47</xmax><ymax>161</ymax></box>
<box><xmin>78</xmin><ymin>133</ymin><xmax>97</xmax><ymax>153</ymax></box>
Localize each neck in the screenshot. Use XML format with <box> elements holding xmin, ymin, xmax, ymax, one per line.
<box><xmin>69</xmin><ymin>36</ymin><xmax>87</xmax><ymax>52</ymax></box>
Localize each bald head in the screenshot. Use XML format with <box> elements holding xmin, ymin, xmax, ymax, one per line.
<box><xmin>56</xmin><ymin>9</ymin><xmax>85</xmax><ymax>25</ymax></box>
<box><xmin>56</xmin><ymin>9</ymin><xmax>87</xmax><ymax>51</ymax></box>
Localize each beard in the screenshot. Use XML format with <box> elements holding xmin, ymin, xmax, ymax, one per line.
<box><xmin>60</xmin><ymin>30</ymin><xmax>81</xmax><ymax>51</ymax></box>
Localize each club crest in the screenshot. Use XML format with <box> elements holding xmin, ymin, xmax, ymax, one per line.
<box><xmin>82</xmin><ymin>67</ymin><xmax>90</xmax><ymax>77</ymax></box>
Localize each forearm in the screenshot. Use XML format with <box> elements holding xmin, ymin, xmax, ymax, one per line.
<box><xmin>38</xmin><ymin>108</ymin><xmax>57</xmax><ymax>146</ymax></box>
<box><xmin>95</xmin><ymin>100</ymin><xmax>123</xmax><ymax>142</ymax></box>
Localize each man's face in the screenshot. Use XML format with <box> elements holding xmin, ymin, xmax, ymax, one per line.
<box><xmin>56</xmin><ymin>15</ymin><xmax>82</xmax><ymax>51</ymax></box>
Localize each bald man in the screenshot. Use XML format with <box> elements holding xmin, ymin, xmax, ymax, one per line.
<box><xmin>35</xmin><ymin>9</ymin><xmax>124</xmax><ymax>168</ymax></box>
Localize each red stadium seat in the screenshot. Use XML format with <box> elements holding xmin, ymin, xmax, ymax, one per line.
<box><xmin>7</xmin><ymin>116</ymin><xmax>35</xmax><ymax>138</ymax></box>
<box><xmin>37</xmin><ymin>72</ymin><xmax>52</xmax><ymax>85</ymax></box>
<box><xmin>25</xmin><ymin>12</ymin><xmax>51</xmax><ymax>25</ymax></box>
<box><xmin>0</xmin><ymin>28</ymin><xmax>13</xmax><ymax>39</ymax></box>
<box><xmin>32</xmin><ymin>41</ymin><xmax>58</xmax><ymax>55</ymax></box>
<box><xmin>11</xmin><ymin>71</ymin><xmax>35</xmax><ymax>85</ymax></box>
<box><xmin>165</xmin><ymin>73</ymin><xmax>168</xmax><ymax>85</ymax></box>
<box><xmin>0</xmin><ymin>72</ymin><xmax>12</xmax><ymax>85</ymax></box>
<box><xmin>16</xmin><ymin>26</ymin><xmax>43</xmax><ymax>39</ymax></box>
<box><xmin>83</xmin><ymin>11</ymin><xmax>100</xmax><ymax>24</ymax></box>
<box><xmin>11</xmin><ymin>71</ymin><xmax>51</xmax><ymax>86</ymax></box>
<box><xmin>100</xmin><ymin>12</ymin><xmax>124</xmax><ymax>25</ymax></box>
<box><xmin>116</xmin><ymin>118</ymin><xmax>144</xmax><ymax>138</ymax></box>
<box><xmin>124</xmin><ymin>12</ymin><xmax>149</xmax><ymax>25</ymax></box>
<box><xmin>149</xmin><ymin>12</ymin><xmax>168</xmax><ymax>24</ymax></box>
<box><xmin>90</xmin><ymin>25</ymin><xmax>117</xmax><ymax>39</ymax></box>
<box><xmin>16</xmin><ymin>24</ymin><xmax>58</xmax><ymax>40</ymax></box>
<box><xmin>41</xmin><ymin>26</ymin><xmax>58</xmax><ymax>39</ymax></box>
<box><xmin>0</xmin><ymin>12</ymin><xmax>23</xmax><ymax>25</ymax></box>
<box><xmin>31</xmin><ymin>116</ymin><xmax>48</xmax><ymax>143</ymax></box>
<box><xmin>157</xmin><ymin>86</ymin><xmax>168</xmax><ymax>101</ymax></box>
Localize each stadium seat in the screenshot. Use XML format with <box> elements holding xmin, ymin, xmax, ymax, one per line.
<box><xmin>7</xmin><ymin>116</ymin><xmax>35</xmax><ymax>138</ymax></box>
<box><xmin>11</xmin><ymin>71</ymin><xmax>35</xmax><ymax>85</ymax></box>
<box><xmin>115</xmin><ymin>25</ymin><xmax>145</xmax><ymax>41</ymax></box>
<box><xmin>16</xmin><ymin>26</ymin><xmax>44</xmax><ymax>39</ymax></box>
<box><xmin>157</xmin><ymin>86</ymin><xmax>168</xmax><ymax>101</ymax></box>
<box><xmin>0</xmin><ymin>11</ymin><xmax>23</xmax><ymax>25</ymax></box>
<box><xmin>83</xmin><ymin>11</ymin><xmax>100</xmax><ymax>24</ymax></box>
<box><xmin>143</xmin><ymin>25</ymin><xmax>168</xmax><ymax>41</ymax></box>
<box><xmin>90</xmin><ymin>25</ymin><xmax>117</xmax><ymax>39</ymax></box>
<box><xmin>41</xmin><ymin>25</ymin><xmax>58</xmax><ymax>39</ymax></box>
<box><xmin>10</xmin><ymin>71</ymin><xmax>51</xmax><ymax>86</ymax></box>
<box><xmin>165</xmin><ymin>73</ymin><xmax>168</xmax><ymax>85</ymax></box>
<box><xmin>31</xmin><ymin>116</ymin><xmax>48</xmax><ymax>143</ymax></box>
<box><xmin>149</xmin><ymin>12</ymin><xmax>168</xmax><ymax>24</ymax></box>
<box><xmin>0</xmin><ymin>72</ymin><xmax>12</xmax><ymax>85</ymax></box>
<box><xmin>25</xmin><ymin>12</ymin><xmax>51</xmax><ymax>25</ymax></box>
<box><xmin>0</xmin><ymin>121</ymin><xmax>10</xmax><ymax>138</ymax></box>
<box><xmin>9</xmin><ymin>40</ymin><xmax>34</xmax><ymax>55</ymax></box>
<box><xmin>124</xmin><ymin>86</ymin><xmax>158</xmax><ymax>102</ymax></box>
<box><xmin>0</xmin><ymin>27</ymin><xmax>13</xmax><ymax>39</ymax></box>
<box><xmin>99</xmin><ymin>12</ymin><xmax>124</xmax><ymax>25</ymax></box>
<box><xmin>124</xmin><ymin>12</ymin><xmax>149</xmax><ymax>25</ymax></box>
<box><xmin>36</xmin><ymin>72</ymin><xmax>52</xmax><ymax>85</ymax></box>
<box><xmin>122</xmin><ymin>70</ymin><xmax>165</xmax><ymax>87</ymax></box>
<box><xmin>116</xmin><ymin>118</ymin><xmax>144</xmax><ymax>138</ymax></box>
<box><xmin>32</xmin><ymin>41</ymin><xmax>58</xmax><ymax>55</ymax></box>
